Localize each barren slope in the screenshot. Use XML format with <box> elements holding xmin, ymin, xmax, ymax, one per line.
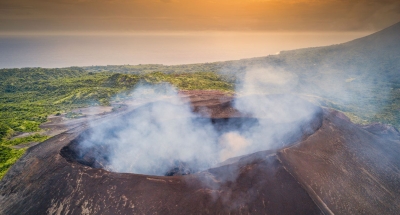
<box><xmin>279</xmin><ymin>109</ymin><xmax>400</xmax><ymax>214</ymax></box>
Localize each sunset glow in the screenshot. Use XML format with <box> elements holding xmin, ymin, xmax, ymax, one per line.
<box><xmin>1</xmin><ymin>0</ymin><xmax>399</xmax><ymax>33</ymax></box>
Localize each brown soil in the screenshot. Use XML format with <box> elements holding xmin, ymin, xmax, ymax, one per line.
<box><xmin>179</xmin><ymin>90</ymin><xmax>239</xmax><ymax>118</ymax></box>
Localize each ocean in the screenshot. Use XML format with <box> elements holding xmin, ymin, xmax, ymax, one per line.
<box><xmin>0</xmin><ymin>31</ymin><xmax>370</xmax><ymax>68</ymax></box>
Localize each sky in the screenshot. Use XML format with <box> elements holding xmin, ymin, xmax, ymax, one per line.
<box><xmin>0</xmin><ymin>0</ymin><xmax>399</xmax><ymax>33</ymax></box>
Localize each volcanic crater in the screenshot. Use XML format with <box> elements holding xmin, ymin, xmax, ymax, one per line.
<box><xmin>60</xmin><ymin>93</ymin><xmax>323</xmax><ymax>177</ymax></box>
<box><xmin>60</xmin><ymin>117</ymin><xmax>262</xmax><ymax>176</ymax></box>
<box><xmin>1</xmin><ymin>91</ymin><xmax>400</xmax><ymax>215</ymax></box>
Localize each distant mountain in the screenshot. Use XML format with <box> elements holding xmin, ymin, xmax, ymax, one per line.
<box><xmin>235</xmin><ymin>21</ymin><xmax>400</xmax><ymax>127</ymax></box>
<box><xmin>278</xmin><ymin>21</ymin><xmax>400</xmax><ymax>79</ymax></box>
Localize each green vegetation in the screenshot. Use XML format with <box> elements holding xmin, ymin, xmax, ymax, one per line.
<box><xmin>0</xmin><ymin>134</ymin><xmax>49</xmax><ymax>178</ymax></box>
<box><xmin>0</xmin><ymin>146</ymin><xmax>26</xmax><ymax>179</ymax></box>
<box><xmin>0</xmin><ymin>123</ymin><xmax>13</xmax><ymax>141</ymax></box>
<box><xmin>3</xmin><ymin>134</ymin><xmax>49</xmax><ymax>147</ymax></box>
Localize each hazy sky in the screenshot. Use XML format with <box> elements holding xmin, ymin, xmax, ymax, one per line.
<box><xmin>1</xmin><ymin>0</ymin><xmax>399</xmax><ymax>33</ymax></box>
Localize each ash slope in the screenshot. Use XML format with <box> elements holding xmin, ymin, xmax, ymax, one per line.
<box><xmin>279</xmin><ymin>109</ymin><xmax>400</xmax><ymax>215</ymax></box>
<box><xmin>1</xmin><ymin>93</ymin><xmax>400</xmax><ymax>214</ymax></box>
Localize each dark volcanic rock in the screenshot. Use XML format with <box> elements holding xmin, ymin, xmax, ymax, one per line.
<box><xmin>362</xmin><ymin>122</ymin><xmax>400</xmax><ymax>142</ymax></box>
<box><xmin>164</xmin><ymin>160</ymin><xmax>195</xmax><ymax>176</ymax></box>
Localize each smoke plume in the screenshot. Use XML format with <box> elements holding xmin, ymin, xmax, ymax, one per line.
<box><xmin>80</xmin><ymin>84</ymin><xmax>220</xmax><ymax>175</ymax></box>
<box><xmin>77</xmin><ymin>67</ymin><xmax>320</xmax><ymax>176</ymax></box>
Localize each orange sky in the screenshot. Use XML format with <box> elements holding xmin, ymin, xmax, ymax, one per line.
<box><xmin>0</xmin><ymin>0</ymin><xmax>399</xmax><ymax>33</ymax></box>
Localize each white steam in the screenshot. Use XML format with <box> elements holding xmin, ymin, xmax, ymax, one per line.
<box><xmin>228</xmin><ymin>67</ymin><xmax>319</xmax><ymax>154</ymax></box>
<box><xmin>79</xmin><ymin>68</ymin><xmax>320</xmax><ymax>176</ymax></box>
<box><xmin>83</xmin><ymin>85</ymin><xmax>220</xmax><ymax>175</ymax></box>
<box><xmin>219</xmin><ymin>132</ymin><xmax>250</xmax><ymax>161</ymax></box>
<box><xmin>238</xmin><ymin>67</ymin><xmax>298</xmax><ymax>96</ymax></box>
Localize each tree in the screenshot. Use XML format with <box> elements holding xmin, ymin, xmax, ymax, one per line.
<box><xmin>0</xmin><ymin>123</ymin><xmax>13</xmax><ymax>140</ymax></box>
